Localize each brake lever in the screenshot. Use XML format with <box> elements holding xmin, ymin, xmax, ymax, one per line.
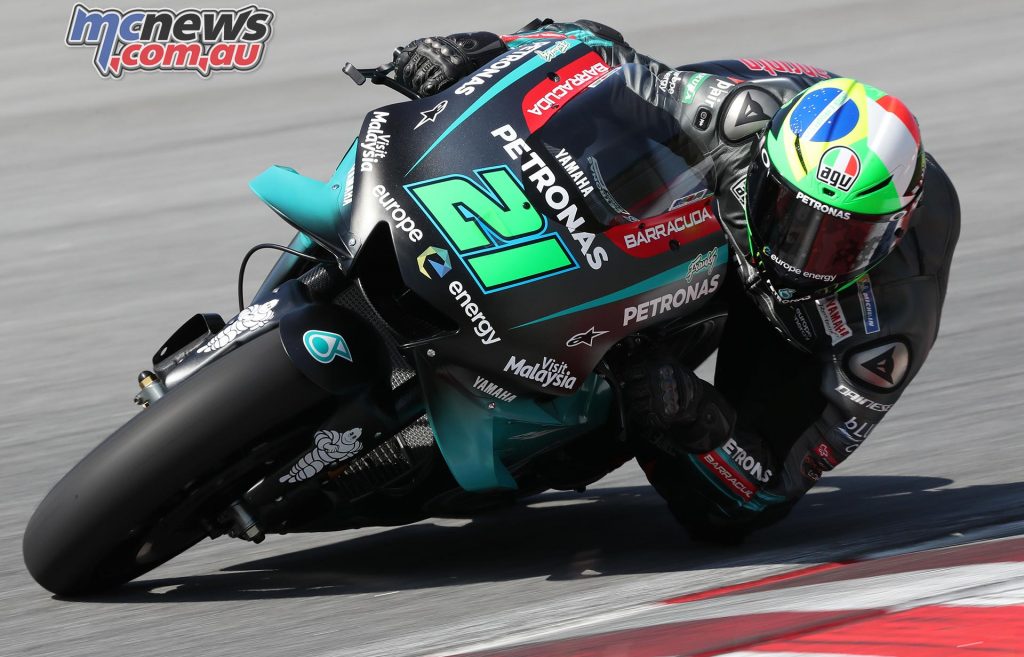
<box><xmin>342</xmin><ymin>61</ymin><xmax>421</xmax><ymax>100</ymax></box>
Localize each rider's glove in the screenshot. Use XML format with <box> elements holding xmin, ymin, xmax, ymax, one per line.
<box><xmin>393</xmin><ymin>32</ymin><xmax>507</xmax><ymax>96</ymax></box>
<box><xmin>623</xmin><ymin>353</ymin><xmax>736</xmax><ymax>456</ymax></box>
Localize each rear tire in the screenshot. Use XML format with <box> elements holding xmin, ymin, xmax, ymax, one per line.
<box><xmin>23</xmin><ymin>330</ymin><xmax>330</xmax><ymax>596</ymax></box>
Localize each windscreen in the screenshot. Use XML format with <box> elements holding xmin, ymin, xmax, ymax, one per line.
<box><xmin>530</xmin><ymin>68</ymin><xmax>715</xmax><ymax>227</ymax></box>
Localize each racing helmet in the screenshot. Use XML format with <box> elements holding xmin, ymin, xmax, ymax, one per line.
<box><xmin>744</xmin><ymin>78</ymin><xmax>926</xmax><ymax>303</ymax></box>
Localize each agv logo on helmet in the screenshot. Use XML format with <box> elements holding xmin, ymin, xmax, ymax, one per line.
<box><xmin>816</xmin><ymin>146</ymin><xmax>861</xmax><ymax>192</ymax></box>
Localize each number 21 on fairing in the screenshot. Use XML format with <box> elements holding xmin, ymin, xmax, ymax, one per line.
<box><xmin>406</xmin><ymin>166</ymin><xmax>578</xmax><ymax>293</ymax></box>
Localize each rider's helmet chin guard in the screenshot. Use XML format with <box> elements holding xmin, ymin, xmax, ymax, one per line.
<box><xmin>743</xmin><ymin>78</ymin><xmax>926</xmax><ymax>304</ymax></box>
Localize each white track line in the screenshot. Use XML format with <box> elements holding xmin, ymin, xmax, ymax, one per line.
<box><xmin>418</xmin><ymin>602</ymin><xmax>663</xmax><ymax>657</ymax></box>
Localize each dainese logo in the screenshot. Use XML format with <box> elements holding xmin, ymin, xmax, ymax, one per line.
<box><xmin>65</xmin><ymin>4</ymin><xmax>274</xmax><ymax>79</ymax></box>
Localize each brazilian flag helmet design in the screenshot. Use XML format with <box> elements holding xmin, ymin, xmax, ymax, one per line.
<box><xmin>745</xmin><ymin>78</ymin><xmax>926</xmax><ymax>303</ymax></box>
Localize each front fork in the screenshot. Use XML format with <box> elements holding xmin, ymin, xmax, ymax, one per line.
<box><xmin>241</xmin><ymin>374</ymin><xmax>425</xmax><ymax>510</ymax></box>
<box><xmin>139</xmin><ymin>266</ymin><xmax>427</xmax><ymax>542</ymax></box>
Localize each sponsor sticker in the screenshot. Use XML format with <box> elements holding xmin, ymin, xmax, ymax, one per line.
<box><xmin>700</xmin><ymin>78</ymin><xmax>735</xmax><ymax>110</ymax></box>
<box><xmin>698</xmin><ymin>450</ymin><xmax>756</xmax><ymax>501</ymax></box>
<box><xmin>415</xmin><ymin>100</ymin><xmax>448</xmax><ymax>130</ymax></box>
<box><xmin>801</xmin><ymin>441</ymin><xmax>839</xmax><ymax>482</ymax></box>
<box><xmin>454</xmin><ymin>41</ymin><xmax>547</xmax><ymax>96</ymax></box>
<box><xmin>680</xmin><ymin>72</ymin><xmax>709</xmax><ymax>104</ymax></box>
<box><xmin>372</xmin><ymin>184</ymin><xmax>423</xmax><ymax>243</ymax></box>
<box><xmin>766</xmin><ymin>247</ymin><xmax>837</xmax><ymax>283</ymax></box>
<box><xmin>796</xmin><ymin>189</ymin><xmax>851</xmax><ymax>219</ymax></box>
<box><xmin>473</xmin><ymin>375</ymin><xmax>517</xmax><ymax>402</ymax></box>
<box><xmin>417</xmin><ymin>246</ymin><xmax>452</xmax><ymax>279</ymax></box>
<box><xmin>521</xmin><ymin>52</ymin><xmax>609</xmax><ymax>132</ymax></box>
<box><xmin>857</xmin><ymin>276</ymin><xmax>880</xmax><ymax>334</ymax></box>
<box><xmin>835</xmin><ymin>416</ymin><xmax>875</xmax><ymax>454</ymax></box>
<box><xmin>197</xmin><ymin>299</ymin><xmax>278</xmax><ymax>353</ymax></box>
<box><xmin>553</xmin><ymin>148</ymin><xmax>594</xmax><ymax>197</ymax></box>
<box><xmin>817</xmin><ymin>145</ymin><xmax>862</xmax><ymax>192</ymax></box>
<box><xmin>738</xmin><ymin>58</ymin><xmax>831</xmax><ymax>79</ymax></box>
<box><xmin>623</xmin><ymin>273</ymin><xmax>722</xmax><ymax>327</ymax></box>
<box><xmin>658</xmin><ymin>70</ymin><xmax>684</xmax><ymax>95</ymax></box>
<box><xmin>566</xmin><ymin>326</ymin><xmax>608</xmax><ymax>348</ymax></box>
<box><xmin>537</xmin><ymin>40</ymin><xmax>571</xmax><ymax>62</ymax></box>
<box><xmin>279</xmin><ymin>428</ymin><xmax>362</xmax><ymax>483</ymax></box>
<box><xmin>303</xmin><ymin>330</ymin><xmax>352</xmax><ymax>364</ymax></box>
<box><xmin>815</xmin><ymin>295</ymin><xmax>852</xmax><ymax>345</ymax></box>
<box><xmin>834</xmin><ymin>383</ymin><xmax>893</xmax><ymax>412</ymax></box>
<box><xmin>722</xmin><ymin>438</ymin><xmax>773</xmax><ymax>483</ymax></box>
<box><xmin>504</xmin><ymin>355</ymin><xmax>577</xmax><ymax>390</ymax></box>
<box><xmin>65</xmin><ymin>4</ymin><xmax>274</xmax><ymax>78</ymax></box>
<box><xmin>360</xmin><ymin>111</ymin><xmax>390</xmax><ymax>172</ymax></box>
<box><xmin>791</xmin><ymin>306</ymin><xmax>816</xmax><ymax>341</ymax></box>
<box><xmin>687</xmin><ymin>248</ymin><xmax>718</xmax><ymax>282</ymax></box>
<box><xmin>491</xmin><ymin>125</ymin><xmax>609</xmax><ymax>269</ymax></box>
<box><xmin>605</xmin><ymin>196</ymin><xmax>720</xmax><ymax>258</ymax></box>
<box><xmin>448</xmin><ymin>280</ymin><xmax>501</xmax><ymax>345</ymax></box>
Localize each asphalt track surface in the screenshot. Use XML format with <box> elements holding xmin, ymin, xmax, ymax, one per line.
<box><xmin>2</xmin><ymin>0</ymin><xmax>1023</xmax><ymax>655</ymax></box>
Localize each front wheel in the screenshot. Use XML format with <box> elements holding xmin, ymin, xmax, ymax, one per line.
<box><xmin>23</xmin><ymin>329</ymin><xmax>332</xmax><ymax>596</ymax></box>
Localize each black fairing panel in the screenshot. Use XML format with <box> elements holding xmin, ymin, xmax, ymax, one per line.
<box><xmin>345</xmin><ymin>41</ymin><xmax>729</xmax><ymax>396</ymax></box>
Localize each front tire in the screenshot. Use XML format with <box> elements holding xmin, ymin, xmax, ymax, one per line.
<box><xmin>23</xmin><ymin>329</ymin><xmax>330</xmax><ymax>596</ymax></box>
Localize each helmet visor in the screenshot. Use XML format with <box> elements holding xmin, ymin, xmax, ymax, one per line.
<box><xmin>746</xmin><ymin>159</ymin><xmax>907</xmax><ymax>296</ymax></box>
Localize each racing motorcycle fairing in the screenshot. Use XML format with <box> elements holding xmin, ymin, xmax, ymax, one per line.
<box><xmin>416</xmin><ymin>355</ymin><xmax>614</xmax><ymax>491</ymax></box>
<box><xmin>242</xmin><ymin>41</ymin><xmax>732</xmax><ymax>493</ymax></box>
<box><xmin>343</xmin><ymin>41</ymin><xmax>728</xmax><ymax>400</ymax></box>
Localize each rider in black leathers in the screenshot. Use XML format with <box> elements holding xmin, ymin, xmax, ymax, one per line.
<box><xmin>391</xmin><ymin>19</ymin><xmax>961</xmax><ymax>542</ymax></box>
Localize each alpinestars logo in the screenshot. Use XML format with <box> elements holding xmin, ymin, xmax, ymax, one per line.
<box><xmin>65</xmin><ymin>4</ymin><xmax>274</xmax><ymax>79</ymax></box>
<box><xmin>415</xmin><ymin>100</ymin><xmax>448</xmax><ymax>130</ymax></box>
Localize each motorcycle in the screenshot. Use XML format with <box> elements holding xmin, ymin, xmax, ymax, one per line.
<box><xmin>24</xmin><ymin>38</ymin><xmax>730</xmax><ymax>595</ymax></box>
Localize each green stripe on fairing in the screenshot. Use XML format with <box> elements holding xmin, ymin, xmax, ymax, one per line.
<box><xmin>406</xmin><ymin>40</ymin><xmax>581</xmax><ymax>176</ymax></box>
<box><xmin>512</xmin><ymin>244</ymin><xmax>728</xmax><ymax>329</ymax></box>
